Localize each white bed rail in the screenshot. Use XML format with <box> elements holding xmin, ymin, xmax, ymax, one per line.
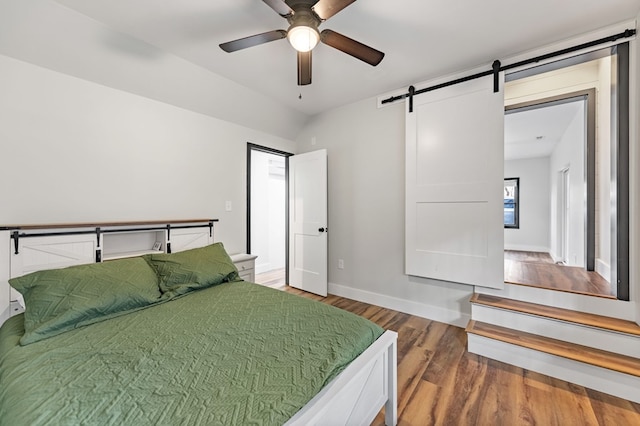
<box><xmin>286</xmin><ymin>330</ymin><xmax>398</xmax><ymax>426</ymax></box>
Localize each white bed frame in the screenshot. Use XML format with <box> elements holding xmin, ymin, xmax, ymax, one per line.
<box><xmin>288</xmin><ymin>330</ymin><xmax>397</xmax><ymax>425</ymax></box>
<box><xmin>0</xmin><ymin>222</ymin><xmax>398</xmax><ymax>425</ymax></box>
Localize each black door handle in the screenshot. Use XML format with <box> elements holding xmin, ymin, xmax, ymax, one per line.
<box><xmin>318</xmin><ymin>227</ymin><xmax>325</xmax><ymax>233</ymax></box>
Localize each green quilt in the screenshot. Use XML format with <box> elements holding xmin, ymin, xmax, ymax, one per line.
<box><xmin>0</xmin><ymin>282</ymin><xmax>383</xmax><ymax>425</ymax></box>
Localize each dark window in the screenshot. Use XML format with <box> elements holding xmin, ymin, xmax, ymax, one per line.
<box><xmin>504</xmin><ymin>178</ymin><xmax>519</xmax><ymax>229</ymax></box>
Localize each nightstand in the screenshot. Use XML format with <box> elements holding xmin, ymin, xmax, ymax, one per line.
<box><xmin>230</xmin><ymin>253</ymin><xmax>258</xmax><ymax>282</ymax></box>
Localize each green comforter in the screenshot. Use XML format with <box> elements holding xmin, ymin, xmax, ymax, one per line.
<box><xmin>0</xmin><ymin>281</ymin><xmax>383</xmax><ymax>425</ymax></box>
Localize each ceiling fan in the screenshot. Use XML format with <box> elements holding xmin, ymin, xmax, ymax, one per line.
<box><xmin>219</xmin><ymin>0</ymin><xmax>384</xmax><ymax>86</ymax></box>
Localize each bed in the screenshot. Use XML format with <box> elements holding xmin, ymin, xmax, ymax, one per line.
<box><xmin>0</xmin><ymin>235</ymin><xmax>397</xmax><ymax>425</ymax></box>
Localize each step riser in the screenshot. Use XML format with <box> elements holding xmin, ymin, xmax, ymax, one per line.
<box><xmin>477</xmin><ymin>285</ymin><xmax>636</xmax><ymax>321</ymax></box>
<box><xmin>468</xmin><ymin>334</ymin><xmax>640</xmax><ymax>404</ymax></box>
<box><xmin>472</xmin><ymin>304</ymin><xmax>640</xmax><ymax>358</ymax></box>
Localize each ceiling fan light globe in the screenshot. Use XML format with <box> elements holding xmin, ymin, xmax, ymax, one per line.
<box><xmin>288</xmin><ymin>25</ymin><xmax>319</xmax><ymax>52</ymax></box>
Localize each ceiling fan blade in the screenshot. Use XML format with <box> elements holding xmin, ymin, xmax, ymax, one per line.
<box><xmin>313</xmin><ymin>0</ymin><xmax>356</xmax><ymax>20</ymax></box>
<box><xmin>297</xmin><ymin>51</ymin><xmax>312</xmax><ymax>86</ymax></box>
<box><xmin>262</xmin><ymin>0</ymin><xmax>294</xmax><ymax>17</ymax></box>
<box><xmin>320</xmin><ymin>29</ymin><xmax>384</xmax><ymax>66</ymax></box>
<box><xmin>219</xmin><ymin>30</ymin><xmax>287</xmax><ymax>53</ymax></box>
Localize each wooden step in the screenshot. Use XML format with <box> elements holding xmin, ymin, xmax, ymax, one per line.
<box><xmin>466</xmin><ymin>320</ymin><xmax>640</xmax><ymax>377</ymax></box>
<box><xmin>470</xmin><ymin>293</ymin><xmax>640</xmax><ymax>337</ymax></box>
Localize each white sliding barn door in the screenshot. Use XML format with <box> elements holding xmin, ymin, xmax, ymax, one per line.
<box><xmin>289</xmin><ymin>149</ymin><xmax>328</xmax><ymax>296</ymax></box>
<box><xmin>406</xmin><ymin>75</ymin><xmax>504</xmax><ymax>289</ymax></box>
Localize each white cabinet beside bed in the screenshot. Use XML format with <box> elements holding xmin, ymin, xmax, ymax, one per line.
<box><xmin>230</xmin><ymin>253</ymin><xmax>257</xmax><ymax>282</ymax></box>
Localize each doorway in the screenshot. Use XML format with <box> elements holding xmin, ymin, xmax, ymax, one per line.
<box><xmin>503</xmin><ymin>59</ymin><xmax>616</xmax><ymax>298</ymax></box>
<box><xmin>247</xmin><ymin>143</ymin><xmax>292</xmax><ymax>288</ymax></box>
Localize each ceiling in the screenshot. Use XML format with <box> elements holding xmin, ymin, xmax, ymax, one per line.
<box><xmin>504</xmin><ymin>101</ymin><xmax>583</xmax><ymax>161</ymax></box>
<box><xmin>54</xmin><ymin>0</ymin><xmax>639</xmax><ymax>117</ymax></box>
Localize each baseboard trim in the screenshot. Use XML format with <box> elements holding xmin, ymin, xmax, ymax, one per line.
<box><xmin>328</xmin><ymin>282</ymin><xmax>470</xmax><ymax>328</ymax></box>
<box><xmin>504</xmin><ymin>244</ymin><xmax>550</xmax><ymax>253</ymax></box>
<box><xmin>549</xmin><ymin>250</ymin><xmax>562</xmax><ymax>264</ymax></box>
<box><xmin>255</xmin><ymin>262</ymin><xmax>271</xmax><ymax>275</ymax></box>
<box><xmin>595</xmin><ymin>258</ymin><xmax>611</xmax><ymax>284</ymax></box>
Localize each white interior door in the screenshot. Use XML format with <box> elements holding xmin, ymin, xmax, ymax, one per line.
<box><xmin>405</xmin><ymin>75</ymin><xmax>505</xmax><ymax>289</ymax></box>
<box><xmin>289</xmin><ymin>149</ymin><xmax>328</xmax><ymax>296</ymax></box>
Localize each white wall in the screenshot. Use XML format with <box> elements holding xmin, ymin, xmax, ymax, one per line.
<box><xmin>250</xmin><ymin>151</ymin><xmax>286</xmax><ymax>274</ymax></box>
<box><xmin>267</xmin><ymin>166</ymin><xmax>286</xmax><ymax>271</ymax></box>
<box><xmin>296</xmin><ymin>99</ymin><xmax>474</xmax><ymax>327</ymax></box>
<box><xmin>504</xmin><ymin>157</ymin><xmax>551</xmax><ymax>252</ymax></box>
<box><xmin>0</xmin><ymin>55</ymin><xmax>296</xmax><ymax>254</ymax></box>
<box><xmin>0</xmin><ymin>0</ymin><xmax>308</xmax><ymax>141</ymax></box>
<box><xmin>596</xmin><ymin>57</ymin><xmax>612</xmax><ymax>279</ymax></box>
<box><xmin>548</xmin><ymin>104</ymin><xmax>586</xmax><ymax>266</ymax></box>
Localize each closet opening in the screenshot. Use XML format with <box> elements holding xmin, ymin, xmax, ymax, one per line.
<box><xmin>246</xmin><ymin>143</ymin><xmax>292</xmax><ymax>288</ymax></box>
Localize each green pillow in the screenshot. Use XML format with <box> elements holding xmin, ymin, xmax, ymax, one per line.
<box><xmin>143</xmin><ymin>243</ymin><xmax>240</xmax><ymax>297</ymax></box>
<box><xmin>10</xmin><ymin>257</ymin><xmax>162</xmax><ymax>345</ymax></box>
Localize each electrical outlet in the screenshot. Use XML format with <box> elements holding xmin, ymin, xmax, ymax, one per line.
<box><xmin>225</xmin><ymin>201</ymin><xmax>232</xmax><ymax>212</ymax></box>
<box><xmin>338</xmin><ymin>259</ymin><xmax>344</xmax><ymax>269</ymax></box>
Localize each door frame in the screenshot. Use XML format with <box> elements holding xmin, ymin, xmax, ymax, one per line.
<box><xmin>246</xmin><ymin>143</ymin><xmax>293</xmax><ymax>284</ymax></box>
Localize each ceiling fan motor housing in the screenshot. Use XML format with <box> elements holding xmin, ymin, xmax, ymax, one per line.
<box><xmin>286</xmin><ymin>4</ymin><xmax>321</xmax><ymax>53</ymax></box>
<box><xmin>286</xmin><ymin>3</ymin><xmax>321</xmax><ymax>30</ymax></box>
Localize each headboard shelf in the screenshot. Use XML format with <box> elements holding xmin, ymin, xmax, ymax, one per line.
<box><xmin>103</xmin><ymin>249</ymin><xmax>164</xmax><ymax>262</ymax></box>
<box><xmin>0</xmin><ymin>218</ymin><xmax>218</xmax><ymax>231</ymax></box>
<box><xmin>5</xmin><ymin>219</ymin><xmax>218</xmax><ymax>256</ymax></box>
<box><xmin>1</xmin><ymin>219</ymin><xmax>220</xmax><ymax>324</ymax></box>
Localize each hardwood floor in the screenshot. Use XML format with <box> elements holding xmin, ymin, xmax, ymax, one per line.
<box><xmin>254</xmin><ymin>268</ymin><xmax>286</xmax><ymax>288</ymax></box>
<box><xmin>282</xmin><ymin>286</ymin><xmax>640</xmax><ymax>426</ymax></box>
<box><xmin>504</xmin><ymin>250</ymin><xmax>614</xmax><ymax>298</ymax></box>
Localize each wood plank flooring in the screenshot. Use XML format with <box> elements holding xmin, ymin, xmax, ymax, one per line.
<box><xmin>254</xmin><ymin>268</ymin><xmax>286</xmax><ymax>288</ymax></box>
<box><xmin>281</xmin><ymin>286</ymin><xmax>640</xmax><ymax>426</ymax></box>
<box><xmin>504</xmin><ymin>250</ymin><xmax>614</xmax><ymax>298</ymax></box>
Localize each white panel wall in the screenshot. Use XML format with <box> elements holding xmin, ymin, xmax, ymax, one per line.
<box><xmin>504</xmin><ymin>157</ymin><xmax>551</xmax><ymax>253</ymax></box>
<box><xmin>268</xmin><ymin>174</ymin><xmax>286</xmax><ymax>271</ymax></box>
<box><xmin>0</xmin><ymin>55</ymin><xmax>296</xmax><ymax>254</ymax></box>
<box><xmin>548</xmin><ymin>104</ymin><xmax>586</xmax><ymax>267</ymax></box>
<box><xmin>251</xmin><ymin>152</ymin><xmax>271</xmax><ymax>272</ymax></box>
<box><xmin>596</xmin><ymin>57</ymin><xmax>612</xmax><ymax>279</ymax></box>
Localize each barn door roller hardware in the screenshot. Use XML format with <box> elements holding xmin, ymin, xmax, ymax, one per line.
<box><xmin>385</xmin><ymin>28</ymin><xmax>636</xmax><ymax>112</ymax></box>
